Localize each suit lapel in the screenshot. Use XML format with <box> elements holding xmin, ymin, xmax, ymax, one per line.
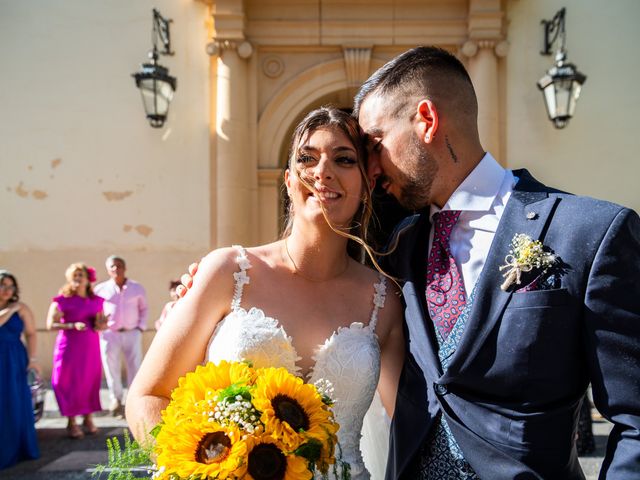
<box><xmin>401</xmin><ymin>213</ymin><xmax>444</xmax><ymax>381</ymax></box>
<box><xmin>441</xmin><ymin>170</ymin><xmax>560</xmax><ymax>380</ymax></box>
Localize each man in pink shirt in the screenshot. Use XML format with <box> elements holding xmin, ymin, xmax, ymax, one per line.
<box><xmin>94</xmin><ymin>255</ymin><xmax>148</xmax><ymax>417</ymax></box>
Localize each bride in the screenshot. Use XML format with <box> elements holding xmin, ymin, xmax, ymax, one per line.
<box><xmin>126</xmin><ymin>107</ymin><xmax>404</xmax><ymax>479</ymax></box>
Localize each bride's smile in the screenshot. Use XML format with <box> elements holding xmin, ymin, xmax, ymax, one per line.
<box><xmin>308</xmin><ymin>184</ymin><xmax>342</xmax><ymax>203</ymax></box>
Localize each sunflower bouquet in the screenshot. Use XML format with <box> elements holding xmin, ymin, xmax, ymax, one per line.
<box><xmin>98</xmin><ymin>361</ymin><xmax>349</xmax><ymax>480</ymax></box>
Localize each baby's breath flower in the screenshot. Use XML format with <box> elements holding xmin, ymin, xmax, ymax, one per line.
<box><xmin>500</xmin><ymin>234</ymin><xmax>557</xmax><ymax>291</ymax></box>
<box><xmin>210</xmin><ymin>395</ymin><xmax>262</xmax><ymax>433</ymax></box>
<box><xmin>151</xmin><ymin>465</ymin><xmax>165</xmax><ymax>479</ymax></box>
<box><xmin>313</xmin><ymin>378</ymin><xmax>336</xmax><ymax>406</ymax></box>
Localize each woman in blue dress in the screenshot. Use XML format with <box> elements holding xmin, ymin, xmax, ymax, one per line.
<box><xmin>0</xmin><ymin>270</ymin><xmax>40</xmax><ymax>469</ymax></box>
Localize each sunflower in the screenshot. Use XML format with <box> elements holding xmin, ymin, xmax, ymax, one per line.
<box><xmin>245</xmin><ymin>434</ymin><xmax>312</xmax><ymax>480</ymax></box>
<box><xmin>165</xmin><ymin>360</ymin><xmax>256</xmax><ymax>423</ymax></box>
<box><xmin>170</xmin><ymin>360</ymin><xmax>255</xmax><ymax>405</ymax></box>
<box><xmin>251</xmin><ymin>367</ymin><xmax>338</xmax><ymax>452</ymax></box>
<box><xmin>154</xmin><ymin>418</ymin><xmax>248</xmax><ymax>480</ymax></box>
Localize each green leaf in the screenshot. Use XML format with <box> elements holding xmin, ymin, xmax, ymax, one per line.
<box><xmin>216</xmin><ymin>382</ymin><xmax>252</xmax><ymax>403</ymax></box>
<box><xmin>294</xmin><ymin>438</ymin><xmax>323</xmax><ymax>463</ymax></box>
<box><xmin>149</xmin><ymin>423</ymin><xmax>162</xmax><ymax>439</ymax></box>
<box><xmin>92</xmin><ymin>429</ymin><xmax>155</xmax><ymax>480</ymax></box>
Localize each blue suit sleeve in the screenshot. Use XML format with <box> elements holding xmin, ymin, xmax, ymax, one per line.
<box><xmin>584</xmin><ymin>208</ymin><xmax>640</xmax><ymax>479</ymax></box>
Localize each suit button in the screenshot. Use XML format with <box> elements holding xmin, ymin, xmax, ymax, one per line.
<box><xmin>434</xmin><ymin>383</ymin><xmax>448</xmax><ymax>396</ymax></box>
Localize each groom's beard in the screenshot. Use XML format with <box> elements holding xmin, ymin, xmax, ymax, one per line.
<box><xmin>393</xmin><ymin>132</ymin><xmax>437</xmax><ymax>210</ymax></box>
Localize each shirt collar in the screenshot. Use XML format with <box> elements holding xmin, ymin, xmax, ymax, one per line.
<box><xmin>110</xmin><ymin>278</ymin><xmax>128</xmax><ymax>290</ymax></box>
<box><xmin>429</xmin><ymin>152</ymin><xmax>506</xmax><ymax>220</ymax></box>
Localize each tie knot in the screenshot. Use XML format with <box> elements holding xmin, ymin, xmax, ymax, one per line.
<box><xmin>432</xmin><ymin>210</ymin><xmax>461</xmax><ymax>244</ymax></box>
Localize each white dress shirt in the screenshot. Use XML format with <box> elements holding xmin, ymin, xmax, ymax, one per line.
<box><xmin>428</xmin><ymin>153</ymin><xmax>516</xmax><ymax>295</ymax></box>
<box><xmin>94</xmin><ymin>278</ymin><xmax>148</xmax><ymax>331</ymax></box>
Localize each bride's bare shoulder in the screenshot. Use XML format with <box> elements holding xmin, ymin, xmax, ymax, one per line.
<box><xmin>198</xmin><ymin>243</ymin><xmax>281</xmax><ymax>279</ymax></box>
<box><xmin>193</xmin><ymin>246</ymin><xmax>250</xmax><ymax>288</ymax></box>
<box><xmin>201</xmin><ymin>246</ymin><xmax>242</xmax><ymax>270</ymax></box>
<box><xmin>242</xmin><ymin>242</ymin><xmax>283</xmax><ymax>267</ymax></box>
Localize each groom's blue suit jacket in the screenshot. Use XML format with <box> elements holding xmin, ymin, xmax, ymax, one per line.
<box><xmin>383</xmin><ymin>169</ymin><xmax>640</xmax><ymax>480</ymax></box>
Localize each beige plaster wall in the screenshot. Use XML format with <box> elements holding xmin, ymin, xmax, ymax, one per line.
<box><xmin>1</xmin><ymin>0</ymin><xmax>211</xmax><ymax>251</ymax></box>
<box><xmin>0</xmin><ymin>0</ymin><xmax>212</xmax><ymax>377</ymax></box>
<box><xmin>4</xmin><ymin>0</ymin><xmax>639</xmax><ymax>379</ymax></box>
<box><xmin>505</xmin><ymin>0</ymin><xmax>640</xmax><ymax>212</ymax></box>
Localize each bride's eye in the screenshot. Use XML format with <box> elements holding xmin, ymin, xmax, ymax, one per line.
<box><xmin>296</xmin><ymin>154</ymin><xmax>316</xmax><ymax>164</ymax></box>
<box><xmin>336</xmin><ymin>156</ymin><xmax>357</xmax><ymax>165</ymax></box>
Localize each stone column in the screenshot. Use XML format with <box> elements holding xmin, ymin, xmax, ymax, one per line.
<box><xmin>463</xmin><ymin>0</ymin><xmax>507</xmax><ymax>162</ymax></box>
<box><xmin>211</xmin><ymin>40</ymin><xmax>255</xmax><ymax>247</ymax></box>
<box><xmin>207</xmin><ymin>0</ymin><xmax>257</xmax><ymax>247</ymax></box>
<box><xmin>462</xmin><ymin>40</ymin><xmax>508</xmax><ymax>160</ymax></box>
<box><xmin>258</xmin><ymin>168</ymin><xmax>283</xmax><ymax>243</ymax></box>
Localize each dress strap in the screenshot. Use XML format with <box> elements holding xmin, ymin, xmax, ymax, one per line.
<box><xmin>369</xmin><ymin>274</ymin><xmax>387</xmax><ymax>332</ymax></box>
<box><xmin>230</xmin><ymin>245</ymin><xmax>252</xmax><ymax>310</ymax></box>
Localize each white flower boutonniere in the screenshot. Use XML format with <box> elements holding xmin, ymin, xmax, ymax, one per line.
<box><xmin>499</xmin><ymin>234</ymin><xmax>558</xmax><ymax>291</ymax></box>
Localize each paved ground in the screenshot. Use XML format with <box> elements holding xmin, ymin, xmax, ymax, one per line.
<box><xmin>3</xmin><ymin>389</ymin><xmax>130</xmax><ymax>480</ymax></box>
<box><xmin>2</xmin><ymin>389</ymin><xmax>613</xmax><ymax>480</ymax></box>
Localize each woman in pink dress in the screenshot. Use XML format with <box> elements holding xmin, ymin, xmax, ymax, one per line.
<box><xmin>46</xmin><ymin>263</ymin><xmax>107</xmax><ymax>439</ymax></box>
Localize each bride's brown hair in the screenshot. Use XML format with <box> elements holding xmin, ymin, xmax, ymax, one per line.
<box><xmin>282</xmin><ymin>106</ymin><xmax>385</xmax><ymax>271</ymax></box>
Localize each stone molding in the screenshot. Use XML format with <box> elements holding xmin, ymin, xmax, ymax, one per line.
<box><xmin>261</xmin><ymin>55</ymin><xmax>285</xmax><ymax>78</ymax></box>
<box><xmin>211</xmin><ymin>0</ymin><xmax>245</xmax><ymax>42</ymax></box>
<box><xmin>342</xmin><ymin>46</ymin><xmax>372</xmax><ymax>89</ymax></box>
<box><xmin>246</xmin><ymin>19</ymin><xmax>468</xmax><ymax>46</ymax></box>
<box><xmin>258</xmin><ymin>57</ymin><xmax>386</xmax><ymax>170</ymax></box>
<box><xmin>206</xmin><ymin>39</ymin><xmax>253</xmax><ymax>58</ymax></box>
<box><xmin>258</xmin><ymin>168</ymin><xmax>283</xmax><ymax>187</ymax></box>
<box><xmin>468</xmin><ymin>0</ymin><xmax>504</xmax><ymax>40</ymax></box>
<box><xmin>460</xmin><ymin>39</ymin><xmax>509</xmax><ymax>58</ymax></box>
<box><xmin>258</xmin><ymin>59</ymin><xmax>347</xmax><ymax>170</ymax></box>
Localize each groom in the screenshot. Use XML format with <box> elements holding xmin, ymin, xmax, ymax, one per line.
<box><xmin>354</xmin><ymin>46</ymin><xmax>640</xmax><ymax>479</ymax></box>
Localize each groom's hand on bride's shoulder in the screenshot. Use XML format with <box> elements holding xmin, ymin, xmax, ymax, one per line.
<box><xmin>176</xmin><ymin>261</ymin><xmax>199</xmax><ymax>298</ymax></box>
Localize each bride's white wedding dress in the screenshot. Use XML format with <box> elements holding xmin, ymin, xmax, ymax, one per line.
<box><xmin>205</xmin><ymin>246</ymin><xmax>390</xmax><ymax>479</ymax></box>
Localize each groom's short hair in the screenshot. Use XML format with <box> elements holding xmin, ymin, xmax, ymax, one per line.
<box><xmin>353</xmin><ymin>46</ymin><xmax>477</xmax><ymax>121</ymax></box>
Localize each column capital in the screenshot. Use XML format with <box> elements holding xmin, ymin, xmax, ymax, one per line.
<box><xmin>460</xmin><ymin>40</ymin><xmax>479</xmax><ymax>58</ymax></box>
<box><xmin>460</xmin><ymin>39</ymin><xmax>509</xmax><ymax>58</ymax></box>
<box><xmin>206</xmin><ymin>40</ymin><xmax>253</xmax><ymax>58</ymax></box>
<box><xmin>494</xmin><ymin>40</ymin><xmax>509</xmax><ymax>58</ymax></box>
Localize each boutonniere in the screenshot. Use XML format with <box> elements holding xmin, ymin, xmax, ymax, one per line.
<box><xmin>499</xmin><ymin>234</ymin><xmax>558</xmax><ymax>291</ymax></box>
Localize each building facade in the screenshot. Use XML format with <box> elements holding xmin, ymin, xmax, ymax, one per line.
<box><xmin>1</xmin><ymin>0</ymin><xmax>639</xmax><ymax>376</ymax></box>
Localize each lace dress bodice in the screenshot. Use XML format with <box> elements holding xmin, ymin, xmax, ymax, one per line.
<box><xmin>205</xmin><ymin>246</ymin><xmax>387</xmax><ymax>479</ymax></box>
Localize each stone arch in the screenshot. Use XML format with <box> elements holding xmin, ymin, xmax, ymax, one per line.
<box><xmin>258</xmin><ymin>57</ymin><xmax>386</xmax><ymax>169</ymax></box>
<box><xmin>258</xmin><ymin>59</ymin><xmax>347</xmax><ymax>170</ymax></box>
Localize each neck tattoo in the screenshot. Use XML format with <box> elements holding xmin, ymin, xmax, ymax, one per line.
<box><xmin>283</xmin><ymin>238</ymin><xmax>349</xmax><ymax>282</ymax></box>
<box><xmin>445</xmin><ymin>135</ymin><xmax>458</xmax><ymax>163</ymax></box>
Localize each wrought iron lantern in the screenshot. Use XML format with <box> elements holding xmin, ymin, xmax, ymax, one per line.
<box><xmin>537</xmin><ymin>8</ymin><xmax>586</xmax><ymax>129</ymax></box>
<box><xmin>132</xmin><ymin>9</ymin><xmax>177</xmax><ymax>128</ymax></box>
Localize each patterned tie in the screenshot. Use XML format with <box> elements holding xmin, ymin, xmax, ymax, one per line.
<box><xmin>426</xmin><ymin>210</ymin><xmax>467</xmax><ymax>340</ymax></box>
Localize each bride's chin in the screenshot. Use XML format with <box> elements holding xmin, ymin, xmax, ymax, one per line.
<box><xmin>297</xmin><ymin>201</ymin><xmax>357</xmax><ymax>227</ymax></box>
